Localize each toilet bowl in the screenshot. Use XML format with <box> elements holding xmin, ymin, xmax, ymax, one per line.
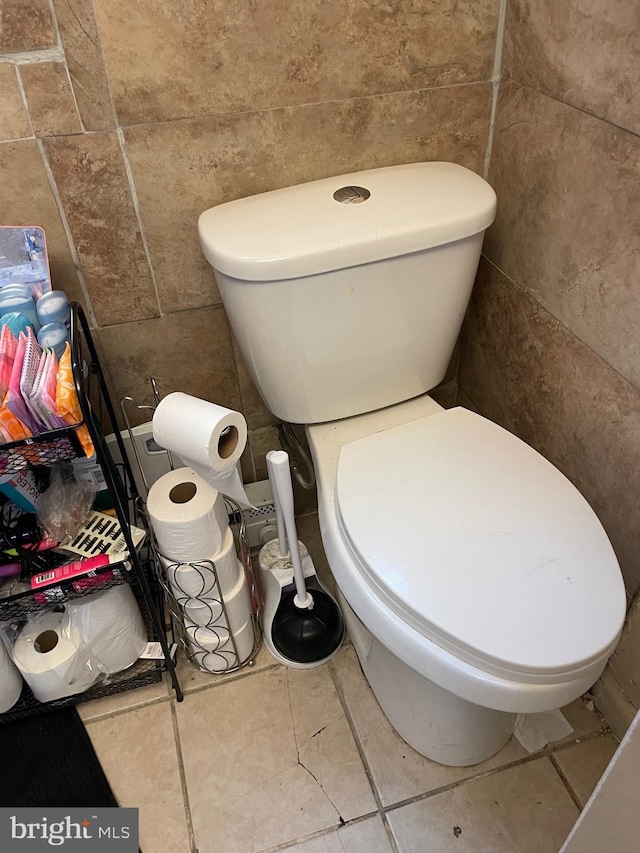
<box><xmin>306</xmin><ymin>394</ymin><xmax>626</xmax><ymax>765</ymax></box>
<box><xmin>198</xmin><ymin>161</ymin><xmax>627</xmax><ymax>766</ymax></box>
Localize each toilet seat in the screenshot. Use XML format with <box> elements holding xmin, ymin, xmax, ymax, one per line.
<box><xmin>335</xmin><ymin>407</ymin><xmax>626</xmax><ymax>684</ymax></box>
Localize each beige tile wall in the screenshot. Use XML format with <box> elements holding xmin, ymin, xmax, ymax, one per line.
<box><xmin>0</xmin><ymin>0</ymin><xmax>500</xmax><ymax>475</ymax></box>
<box><xmin>459</xmin><ymin>0</ymin><xmax>640</xmax><ymax>726</ymax></box>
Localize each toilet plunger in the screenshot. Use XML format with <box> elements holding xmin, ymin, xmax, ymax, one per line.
<box><xmin>267</xmin><ymin>450</ymin><xmax>344</xmax><ymax>664</ymax></box>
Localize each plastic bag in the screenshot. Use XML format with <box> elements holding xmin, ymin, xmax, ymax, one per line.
<box><xmin>35</xmin><ymin>462</ymin><xmax>96</xmax><ymax>545</ymax></box>
<box><xmin>0</xmin><ymin>584</ymin><xmax>147</xmax><ymax>704</ymax></box>
<box><xmin>65</xmin><ymin>584</ymin><xmax>147</xmax><ymax>675</ymax></box>
<box><xmin>0</xmin><ymin>608</ymin><xmax>101</xmax><ymax>702</ymax></box>
<box><xmin>0</xmin><ymin>578</ymin><xmax>29</xmax><ymax>599</ymax></box>
<box><xmin>56</xmin><ymin>342</ymin><xmax>94</xmax><ymax>456</ymax></box>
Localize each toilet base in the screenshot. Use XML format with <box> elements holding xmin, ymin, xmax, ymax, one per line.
<box><xmin>338</xmin><ymin>590</ymin><xmax>515</xmax><ymax>767</ymax></box>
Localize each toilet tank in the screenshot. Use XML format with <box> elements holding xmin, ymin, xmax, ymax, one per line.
<box><xmin>199</xmin><ymin>162</ymin><xmax>496</xmax><ymax>424</ymax></box>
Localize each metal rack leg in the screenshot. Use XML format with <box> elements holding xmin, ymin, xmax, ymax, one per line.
<box><xmin>129</xmin><ymin>550</ymin><xmax>184</xmax><ymax>703</ymax></box>
<box><xmin>71</xmin><ymin>303</ymin><xmax>184</xmax><ymax>703</ymax></box>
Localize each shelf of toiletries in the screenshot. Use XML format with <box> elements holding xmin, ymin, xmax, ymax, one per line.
<box><xmin>0</xmin><ymin>303</ymin><xmax>182</xmax><ymax>720</ymax></box>
<box><xmin>0</xmin><ymin>282</ymin><xmax>87</xmax><ymax>476</ymax></box>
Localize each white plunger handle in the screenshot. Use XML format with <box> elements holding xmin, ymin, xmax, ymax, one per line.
<box><xmin>268</xmin><ymin>450</ymin><xmax>313</xmax><ymax>610</ymax></box>
<box><xmin>266</xmin><ymin>450</ymin><xmax>288</xmax><ymax>559</ymax></box>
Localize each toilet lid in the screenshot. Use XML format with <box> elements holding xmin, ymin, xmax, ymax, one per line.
<box><xmin>336</xmin><ymin>408</ymin><xmax>625</xmax><ymax>680</ymax></box>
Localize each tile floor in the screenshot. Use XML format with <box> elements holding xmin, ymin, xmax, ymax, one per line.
<box><xmin>80</xmin><ymin>514</ymin><xmax>619</xmax><ymax>853</ymax></box>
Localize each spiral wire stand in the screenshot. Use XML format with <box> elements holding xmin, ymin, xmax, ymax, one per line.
<box><xmin>120</xmin><ymin>386</ymin><xmax>262</xmax><ymax>676</ymax></box>
<box><xmin>152</xmin><ymin>498</ymin><xmax>262</xmax><ymax>675</ymax></box>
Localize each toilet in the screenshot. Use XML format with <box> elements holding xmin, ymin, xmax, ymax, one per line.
<box><xmin>198</xmin><ymin>162</ymin><xmax>627</xmax><ymax>766</ymax></box>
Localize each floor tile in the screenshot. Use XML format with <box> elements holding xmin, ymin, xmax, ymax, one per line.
<box><xmin>554</xmin><ymin>734</ymin><xmax>618</xmax><ymax>807</ymax></box>
<box><xmin>387</xmin><ymin>758</ymin><xmax>579</xmax><ymax>853</ymax></box>
<box><xmin>558</xmin><ymin>696</ymin><xmax>608</xmax><ymax>742</ymax></box>
<box><xmin>87</xmin><ymin>702</ymin><xmax>191</xmax><ymax>853</ymax></box>
<box><xmin>176</xmin><ymin>664</ymin><xmax>375</xmax><ymax>853</ymax></box>
<box><xmin>173</xmin><ymin>639</ymin><xmax>279</xmax><ymax>694</ymax></box>
<box><xmin>278</xmin><ymin>815</ymin><xmax>392</xmax><ymax>852</ymax></box>
<box><xmin>332</xmin><ymin>645</ymin><xmax>528</xmax><ymax>806</ymax></box>
<box><xmin>78</xmin><ymin>677</ymin><xmax>169</xmax><ymax>722</ymax></box>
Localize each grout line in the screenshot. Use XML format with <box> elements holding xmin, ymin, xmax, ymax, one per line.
<box><xmin>505</xmin><ymin>73</ymin><xmax>640</xmax><ymax>143</ymax></box>
<box><xmin>478</xmin><ymin>254</ymin><xmax>640</xmax><ymax>396</ymax></box>
<box><xmin>0</xmin><ymin>47</ymin><xmax>66</xmax><ymax>64</ymax></box>
<box><xmin>119</xmin><ymin>78</ymin><xmax>493</xmax><ymax>132</ymax></box>
<box><xmin>116</xmin><ymin>126</ymin><xmax>163</xmax><ymax>317</ymax></box>
<box><xmin>381</xmin><ymin>757</ymin><xmax>534</xmax><ymax>816</ymax></box>
<box><xmin>244</xmin><ymin>436</ymin><xmax>257</xmax><ymax>485</ymax></box>
<box><xmin>178</xmin><ymin>656</ymin><xmax>281</xmax><ymax>698</ymax></box>
<box><xmin>44</xmin><ymin>0</ymin><xmax>84</xmax><ymax>134</ymax></box>
<box><xmin>62</xmin><ymin>58</ymin><xmax>86</xmax><ymax>134</ymax></box>
<box><xmin>169</xmin><ymin>698</ymin><xmax>199</xmax><ymax>853</ymax></box>
<box><xmin>79</xmin><ymin>649</ymin><xmax>286</xmax><ymax>724</ymax></box>
<box><xmin>550</xmin><ymin>754</ymin><xmax>584</xmax><ymax>812</ymax></box>
<box><xmin>483</xmin><ymin>0</ymin><xmax>508</xmax><ymax>179</ymax></box>
<box><xmin>58</xmin><ymin>300</ymin><xmax>224</xmax><ymax>331</ymax></box>
<box><xmin>46</xmin><ymin>0</ymin><xmax>61</xmax><ymax>48</ymax></box>
<box><xmin>35</xmin><ymin>136</ymin><xmax>98</xmax><ymax>327</ymax></box>
<box><xmin>491</xmin><ymin>0</ymin><xmax>509</xmax><ymax>81</ymax></box>
<box><xmin>13</xmin><ymin>64</ymin><xmax>36</xmax><ymax>139</ymax></box>
<box><xmin>260</xmin><ymin>812</ymin><xmax>380</xmax><ymax>853</ymax></box>
<box><xmin>381</xmin><ymin>730</ymin><xmax>609</xmax><ymax>817</ymax></box>
<box><xmin>79</xmin><ymin>691</ymin><xmax>171</xmax><ymax>725</ymax></box>
<box><xmin>83</xmin><ymin>0</ymin><xmax>119</xmax><ymax>131</ymax></box>
<box><xmin>328</xmin><ymin>659</ymin><xmax>401</xmax><ymax>853</ymax></box>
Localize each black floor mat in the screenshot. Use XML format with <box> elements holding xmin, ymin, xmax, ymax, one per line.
<box><xmin>0</xmin><ymin>706</ymin><xmax>117</xmax><ymax>808</ymax></box>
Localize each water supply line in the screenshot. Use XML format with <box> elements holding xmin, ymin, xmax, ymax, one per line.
<box><xmin>277</xmin><ymin>422</ymin><xmax>316</xmax><ymax>490</ymax></box>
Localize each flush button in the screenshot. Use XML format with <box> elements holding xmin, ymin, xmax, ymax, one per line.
<box><xmin>333</xmin><ymin>185</ymin><xmax>371</xmax><ymax>204</ymax></box>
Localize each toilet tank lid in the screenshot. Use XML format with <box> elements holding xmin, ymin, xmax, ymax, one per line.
<box><xmin>198</xmin><ymin>162</ymin><xmax>497</xmax><ymax>281</ymax></box>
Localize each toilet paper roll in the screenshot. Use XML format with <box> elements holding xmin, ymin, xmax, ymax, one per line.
<box><xmin>153</xmin><ymin>392</ymin><xmax>246</xmax><ymax>470</ymax></box>
<box><xmin>152</xmin><ymin>393</ymin><xmax>253</xmax><ymax>507</ymax></box>
<box><xmin>189</xmin><ymin>463</ymin><xmax>254</xmax><ymax>510</ymax></box>
<box><xmin>190</xmin><ymin>620</ymin><xmax>255</xmax><ymax>672</ymax></box>
<box><xmin>161</xmin><ymin>528</ymin><xmax>241</xmax><ymax>600</ymax></box>
<box><xmin>0</xmin><ymin>638</ymin><xmax>23</xmax><ymax>713</ymax></box>
<box><xmin>12</xmin><ymin>612</ymin><xmax>97</xmax><ymax>702</ymax></box>
<box><xmin>181</xmin><ymin>561</ymin><xmax>251</xmax><ymax>632</ymax></box>
<box><xmin>66</xmin><ymin>584</ymin><xmax>148</xmax><ymax>675</ymax></box>
<box><xmin>184</xmin><ymin>622</ymin><xmax>230</xmax><ymax>652</ymax></box>
<box><xmin>148</xmin><ymin>467</ymin><xmax>229</xmax><ymax>562</ymax></box>
<box><xmin>182</xmin><ymin>596</ymin><xmax>223</xmax><ymax>627</ymax></box>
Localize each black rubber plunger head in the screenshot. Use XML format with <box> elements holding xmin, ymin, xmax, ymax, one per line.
<box><xmin>272</xmin><ymin>589</ymin><xmax>344</xmax><ymax>664</ymax></box>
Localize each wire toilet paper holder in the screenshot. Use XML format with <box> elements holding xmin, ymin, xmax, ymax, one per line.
<box><xmin>152</xmin><ymin>495</ymin><xmax>262</xmax><ymax>675</ymax></box>
<box><xmin>121</xmin><ymin>382</ymin><xmax>263</xmax><ymax>675</ymax></box>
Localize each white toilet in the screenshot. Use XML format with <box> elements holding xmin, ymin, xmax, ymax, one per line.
<box><xmin>199</xmin><ymin>162</ymin><xmax>626</xmax><ymax>766</ymax></box>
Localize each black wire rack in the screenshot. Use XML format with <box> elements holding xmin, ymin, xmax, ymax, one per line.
<box><xmin>0</xmin><ymin>429</ymin><xmax>84</xmax><ymax>476</ymax></box>
<box><xmin>0</xmin><ymin>570</ymin><xmax>165</xmax><ymax>722</ymax></box>
<box><xmin>0</xmin><ymin>303</ymin><xmax>183</xmax><ymax>722</ymax></box>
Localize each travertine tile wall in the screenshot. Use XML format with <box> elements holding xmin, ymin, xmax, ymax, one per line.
<box><xmin>459</xmin><ymin>0</ymin><xmax>640</xmax><ymax>727</ymax></box>
<box><xmin>0</xmin><ymin>0</ymin><xmax>500</xmax><ymax>481</ymax></box>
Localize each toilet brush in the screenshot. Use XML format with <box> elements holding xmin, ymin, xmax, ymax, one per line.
<box><xmin>267</xmin><ymin>450</ymin><xmax>344</xmax><ymax>665</ymax></box>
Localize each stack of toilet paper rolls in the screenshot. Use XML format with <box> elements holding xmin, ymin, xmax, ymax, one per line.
<box><xmin>0</xmin><ymin>583</ymin><xmax>148</xmax><ymax>706</ymax></box>
<box><xmin>147</xmin><ymin>467</ymin><xmax>253</xmax><ymax>672</ymax></box>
